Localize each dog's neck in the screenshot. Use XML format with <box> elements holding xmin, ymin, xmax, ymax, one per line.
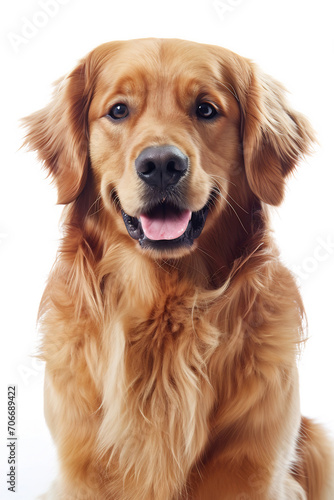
<box><xmin>177</xmin><ymin>196</ymin><xmax>265</xmax><ymax>289</ymax></box>
<box><xmin>64</xmin><ymin>190</ymin><xmax>267</xmax><ymax>319</ymax></box>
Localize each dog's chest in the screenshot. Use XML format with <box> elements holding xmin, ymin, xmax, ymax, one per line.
<box><xmin>100</xmin><ymin>289</ymin><xmax>219</xmax><ymax>496</ymax></box>
<box><xmin>123</xmin><ymin>290</ymin><xmax>219</xmax><ymax>398</ymax></box>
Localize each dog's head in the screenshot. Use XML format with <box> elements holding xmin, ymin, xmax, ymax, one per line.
<box><xmin>23</xmin><ymin>39</ymin><xmax>314</xmax><ymax>259</ymax></box>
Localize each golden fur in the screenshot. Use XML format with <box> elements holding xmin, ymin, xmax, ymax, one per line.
<box><xmin>23</xmin><ymin>39</ymin><xmax>333</xmax><ymax>499</ymax></box>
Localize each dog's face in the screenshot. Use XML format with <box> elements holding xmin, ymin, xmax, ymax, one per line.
<box><xmin>89</xmin><ymin>39</ymin><xmax>241</xmax><ymax>257</ymax></box>
<box><xmin>24</xmin><ymin>39</ymin><xmax>314</xmax><ymax>259</ymax></box>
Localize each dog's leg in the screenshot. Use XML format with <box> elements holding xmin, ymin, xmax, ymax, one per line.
<box><xmin>42</xmin><ymin>369</ymin><xmax>105</xmax><ymax>500</ymax></box>
<box><xmin>186</xmin><ymin>416</ymin><xmax>333</xmax><ymax>499</ymax></box>
<box><xmin>292</xmin><ymin>417</ymin><xmax>334</xmax><ymax>500</ymax></box>
<box><xmin>186</xmin><ymin>457</ymin><xmax>307</xmax><ymax>500</ymax></box>
<box><xmin>185</xmin><ymin>368</ymin><xmax>308</xmax><ymax>500</ymax></box>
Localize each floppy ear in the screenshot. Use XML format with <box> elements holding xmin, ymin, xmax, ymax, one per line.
<box><xmin>241</xmin><ymin>65</ymin><xmax>315</xmax><ymax>205</ymax></box>
<box><xmin>22</xmin><ymin>57</ymin><xmax>94</xmax><ymax>204</ymax></box>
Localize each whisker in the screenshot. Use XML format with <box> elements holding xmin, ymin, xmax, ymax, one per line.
<box><xmin>213</xmin><ymin>190</ymin><xmax>248</xmax><ymax>234</ymax></box>
<box><xmin>154</xmin><ymin>258</ymin><xmax>173</xmax><ymax>273</ymax></box>
<box><xmin>209</xmin><ymin>176</ymin><xmax>249</xmax><ymax>217</ymax></box>
<box><xmin>109</xmin><ymin>187</ymin><xmax>121</xmax><ymax>211</ymax></box>
<box><xmin>224</xmin><ymin>197</ymin><xmax>248</xmax><ymax>234</ymax></box>
<box><xmin>186</xmin><ymin>251</ymin><xmax>215</xmax><ymax>280</ymax></box>
<box><xmin>87</xmin><ymin>194</ymin><xmax>104</xmax><ymax>217</ymax></box>
<box><xmin>196</xmin><ymin>246</ymin><xmax>218</xmax><ymax>263</ymax></box>
<box><xmin>219</xmin><ymin>82</ymin><xmax>239</xmax><ymax>102</ymax></box>
<box><xmin>220</xmin><ymin>186</ymin><xmax>249</xmax><ymax>215</ymax></box>
<box><xmin>210</xmin><ymin>264</ymin><xmax>228</xmax><ymax>281</ymax></box>
<box><xmin>210</xmin><ymin>173</ymin><xmax>236</xmax><ymax>187</ymax></box>
<box><xmin>89</xmin><ymin>206</ymin><xmax>105</xmax><ymax>217</ymax></box>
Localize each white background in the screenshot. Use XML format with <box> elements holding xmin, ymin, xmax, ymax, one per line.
<box><xmin>1</xmin><ymin>0</ymin><xmax>333</xmax><ymax>498</ymax></box>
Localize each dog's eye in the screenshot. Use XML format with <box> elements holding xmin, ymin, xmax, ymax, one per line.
<box><xmin>196</xmin><ymin>102</ymin><xmax>218</xmax><ymax>120</ymax></box>
<box><xmin>108</xmin><ymin>103</ymin><xmax>129</xmax><ymax>120</ymax></box>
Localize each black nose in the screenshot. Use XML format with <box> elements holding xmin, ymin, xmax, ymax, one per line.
<box><xmin>135</xmin><ymin>145</ymin><xmax>189</xmax><ymax>190</ymax></box>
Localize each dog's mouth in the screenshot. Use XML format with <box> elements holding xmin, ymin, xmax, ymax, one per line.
<box><xmin>121</xmin><ymin>201</ymin><xmax>209</xmax><ymax>251</ymax></box>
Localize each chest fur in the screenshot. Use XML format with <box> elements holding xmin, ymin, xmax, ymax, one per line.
<box><xmin>98</xmin><ymin>290</ymin><xmax>219</xmax><ymax>498</ymax></box>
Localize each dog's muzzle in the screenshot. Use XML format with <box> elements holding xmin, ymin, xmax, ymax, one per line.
<box><xmin>121</xmin><ymin>202</ymin><xmax>209</xmax><ymax>251</ymax></box>
<box><xmin>120</xmin><ymin>145</ymin><xmax>209</xmax><ymax>251</ymax></box>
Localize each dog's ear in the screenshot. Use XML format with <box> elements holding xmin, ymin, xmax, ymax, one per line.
<box><xmin>239</xmin><ymin>64</ymin><xmax>315</xmax><ymax>205</ymax></box>
<box><xmin>22</xmin><ymin>57</ymin><xmax>95</xmax><ymax>204</ymax></box>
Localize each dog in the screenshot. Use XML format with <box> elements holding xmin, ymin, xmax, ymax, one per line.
<box><xmin>23</xmin><ymin>38</ymin><xmax>333</xmax><ymax>499</ymax></box>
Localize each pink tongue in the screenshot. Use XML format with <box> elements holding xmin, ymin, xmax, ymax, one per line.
<box><xmin>140</xmin><ymin>206</ymin><xmax>191</xmax><ymax>241</ymax></box>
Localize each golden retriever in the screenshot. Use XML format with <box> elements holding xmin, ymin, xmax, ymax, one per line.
<box><xmin>23</xmin><ymin>38</ymin><xmax>333</xmax><ymax>499</ymax></box>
